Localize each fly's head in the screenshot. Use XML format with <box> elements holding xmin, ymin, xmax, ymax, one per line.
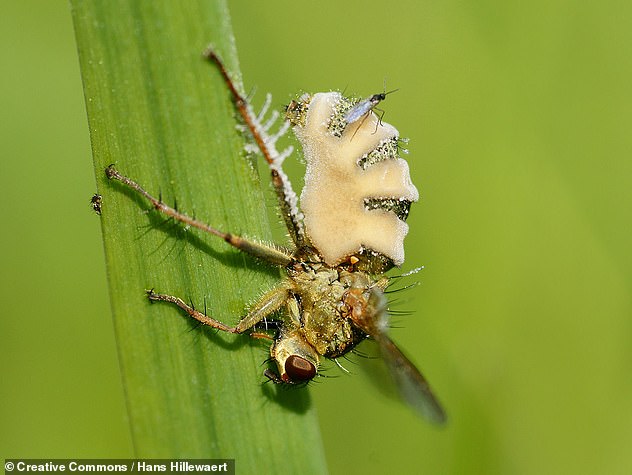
<box><xmin>267</xmin><ymin>328</ymin><xmax>320</xmax><ymax>384</ymax></box>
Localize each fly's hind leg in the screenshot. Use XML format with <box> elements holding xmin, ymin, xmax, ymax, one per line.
<box><xmin>203</xmin><ymin>47</ymin><xmax>305</xmax><ymax>248</ymax></box>
<box><xmin>146</xmin><ymin>281</ymin><xmax>291</xmax><ymax>336</ymax></box>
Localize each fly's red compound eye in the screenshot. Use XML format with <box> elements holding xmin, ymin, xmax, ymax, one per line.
<box><xmin>285</xmin><ymin>355</ymin><xmax>316</xmax><ymax>382</ymax></box>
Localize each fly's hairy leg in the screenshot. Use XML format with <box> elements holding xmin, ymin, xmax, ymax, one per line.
<box><xmin>348</xmin><ymin>112</ymin><xmax>370</xmax><ymax>141</ymax></box>
<box><xmin>105</xmin><ymin>165</ymin><xmax>292</xmax><ymax>266</ymax></box>
<box><xmin>147</xmin><ymin>290</ymin><xmax>235</xmax><ymax>332</ymax></box>
<box><xmin>147</xmin><ymin>282</ymin><xmax>291</xmax><ymax>335</ymax></box>
<box><xmin>203</xmin><ymin>47</ymin><xmax>305</xmax><ymax>248</ymax></box>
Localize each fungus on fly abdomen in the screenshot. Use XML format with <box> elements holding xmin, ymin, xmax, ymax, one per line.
<box><xmin>286</xmin><ymin>92</ymin><xmax>419</xmax><ymax>269</ymax></box>
<box><xmin>106</xmin><ymin>47</ymin><xmax>446</xmax><ymax>424</ymax></box>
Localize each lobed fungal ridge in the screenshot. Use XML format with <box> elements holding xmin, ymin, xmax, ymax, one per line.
<box><xmin>287</xmin><ymin>92</ymin><xmax>419</xmax><ymax>267</ymax></box>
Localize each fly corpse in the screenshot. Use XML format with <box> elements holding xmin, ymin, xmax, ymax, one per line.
<box><xmin>105</xmin><ymin>47</ymin><xmax>446</xmax><ymax>424</ymax></box>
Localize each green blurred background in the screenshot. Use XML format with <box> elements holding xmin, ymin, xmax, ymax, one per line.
<box><xmin>2</xmin><ymin>1</ymin><xmax>631</xmax><ymax>474</ymax></box>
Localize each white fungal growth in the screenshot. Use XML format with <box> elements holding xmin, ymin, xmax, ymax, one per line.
<box><xmin>291</xmin><ymin>92</ymin><xmax>419</xmax><ymax>266</ymax></box>
<box><xmin>239</xmin><ymin>90</ymin><xmax>303</xmax><ymax>238</ymax></box>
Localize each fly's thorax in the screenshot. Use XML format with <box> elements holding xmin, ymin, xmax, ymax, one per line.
<box><xmin>290</xmin><ymin>265</ymin><xmax>348</xmax><ymax>357</ymax></box>
<box><xmin>287</xmin><ymin>91</ymin><xmax>419</xmax><ymax>268</ymax></box>
<box><xmin>287</xmin><ymin>264</ymin><xmax>379</xmax><ymax>358</ymax></box>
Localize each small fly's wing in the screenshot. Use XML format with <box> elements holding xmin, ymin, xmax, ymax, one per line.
<box><xmin>350</xmin><ymin>286</ymin><xmax>447</xmax><ymax>424</ymax></box>
<box><xmin>344</xmin><ymin>99</ymin><xmax>373</xmax><ymax>124</ymax></box>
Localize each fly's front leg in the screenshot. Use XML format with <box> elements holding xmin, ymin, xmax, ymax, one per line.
<box><xmin>146</xmin><ymin>281</ymin><xmax>291</xmax><ymax>336</ymax></box>
<box><xmin>106</xmin><ymin>165</ymin><xmax>293</xmax><ymax>266</ymax></box>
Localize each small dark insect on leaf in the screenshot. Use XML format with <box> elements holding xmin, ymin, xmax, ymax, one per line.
<box><xmin>90</xmin><ymin>193</ymin><xmax>102</xmax><ymax>215</ymax></box>
<box><xmin>105</xmin><ymin>47</ymin><xmax>446</xmax><ymax>424</ymax></box>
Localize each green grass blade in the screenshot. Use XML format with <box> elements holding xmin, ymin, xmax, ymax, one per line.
<box><xmin>71</xmin><ymin>1</ymin><xmax>328</xmax><ymax>471</ymax></box>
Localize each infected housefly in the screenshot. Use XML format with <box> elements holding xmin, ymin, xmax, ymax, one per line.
<box><xmin>105</xmin><ymin>47</ymin><xmax>446</xmax><ymax>424</ymax></box>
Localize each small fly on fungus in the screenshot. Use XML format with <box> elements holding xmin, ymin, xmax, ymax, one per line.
<box><xmin>343</xmin><ymin>85</ymin><xmax>398</xmax><ymax>140</ymax></box>
<box><xmin>106</xmin><ymin>47</ymin><xmax>446</xmax><ymax>424</ymax></box>
<box><xmin>343</xmin><ymin>88</ymin><xmax>398</xmax><ymax>125</ymax></box>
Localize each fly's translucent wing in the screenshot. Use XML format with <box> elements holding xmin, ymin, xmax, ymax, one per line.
<box><xmin>372</xmin><ymin>332</ymin><xmax>447</xmax><ymax>424</ymax></box>
<box><xmin>344</xmin><ymin>97</ymin><xmax>378</xmax><ymax>124</ymax></box>
<box><xmin>349</xmin><ymin>286</ymin><xmax>447</xmax><ymax>424</ymax></box>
